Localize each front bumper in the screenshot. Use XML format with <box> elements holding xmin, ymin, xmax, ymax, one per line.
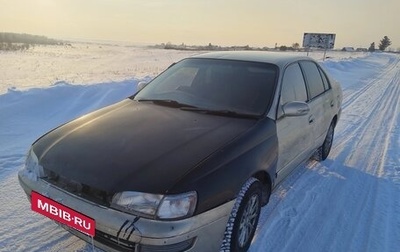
<box><xmin>18</xmin><ymin>169</ymin><xmax>234</xmax><ymax>252</ymax></box>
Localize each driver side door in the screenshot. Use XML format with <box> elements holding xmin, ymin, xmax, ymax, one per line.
<box><xmin>275</xmin><ymin>62</ymin><xmax>313</xmax><ymax>184</ymax></box>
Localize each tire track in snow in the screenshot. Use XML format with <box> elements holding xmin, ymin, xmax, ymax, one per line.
<box><xmin>333</xmin><ymin>55</ymin><xmax>400</xmax><ymax>176</ymax></box>
<box><xmin>377</xmin><ymin>68</ymin><xmax>400</xmax><ymax>179</ymax></box>
<box><xmin>331</xmin><ymin>57</ymin><xmax>399</xmax><ymax>165</ymax></box>
<box><xmin>307</xmin><ymin>54</ymin><xmax>400</xmax><ymax>251</ymax></box>
<box><xmin>340</xmin><ymin>55</ymin><xmax>398</xmax><ymax>110</ymax></box>
<box><xmin>319</xmin><ymin>54</ymin><xmax>400</xmax><ymax>251</ymax></box>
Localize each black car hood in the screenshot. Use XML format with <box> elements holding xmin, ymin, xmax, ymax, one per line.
<box><xmin>33</xmin><ymin>99</ymin><xmax>257</xmax><ymax>193</ymax></box>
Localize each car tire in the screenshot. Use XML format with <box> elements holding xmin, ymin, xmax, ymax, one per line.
<box><xmin>220</xmin><ymin>177</ymin><xmax>262</xmax><ymax>252</ymax></box>
<box><xmin>314</xmin><ymin>122</ymin><xmax>334</xmax><ymax>161</ymax></box>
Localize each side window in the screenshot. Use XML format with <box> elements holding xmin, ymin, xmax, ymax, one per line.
<box><xmin>318</xmin><ymin>67</ymin><xmax>331</xmax><ymax>91</ymax></box>
<box><xmin>280</xmin><ymin>63</ymin><xmax>308</xmax><ymax>105</ymax></box>
<box><xmin>300</xmin><ymin>61</ymin><xmax>325</xmax><ymax>99</ymax></box>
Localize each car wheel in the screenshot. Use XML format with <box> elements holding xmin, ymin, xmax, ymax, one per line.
<box><xmin>314</xmin><ymin>122</ymin><xmax>334</xmax><ymax>161</ymax></box>
<box><xmin>220</xmin><ymin>177</ymin><xmax>262</xmax><ymax>252</ymax></box>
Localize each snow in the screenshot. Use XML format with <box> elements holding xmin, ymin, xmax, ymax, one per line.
<box><xmin>0</xmin><ymin>44</ymin><xmax>399</xmax><ymax>251</ymax></box>
<box><xmin>0</xmin><ymin>44</ymin><xmax>202</xmax><ymax>94</ymax></box>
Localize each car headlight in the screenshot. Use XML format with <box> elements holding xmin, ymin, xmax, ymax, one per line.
<box><xmin>25</xmin><ymin>148</ymin><xmax>45</xmax><ymax>180</ymax></box>
<box><xmin>111</xmin><ymin>191</ymin><xmax>163</xmax><ymax>216</ymax></box>
<box><xmin>111</xmin><ymin>191</ymin><xmax>197</xmax><ymax>220</ymax></box>
<box><xmin>157</xmin><ymin>192</ymin><xmax>197</xmax><ymax>219</ymax></box>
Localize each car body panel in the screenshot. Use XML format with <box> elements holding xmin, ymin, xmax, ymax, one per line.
<box><xmin>170</xmin><ymin>117</ymin><xmax>278</xmax><ymax>213</ymax></box>
<box><xmin>32</xmin><ymin>99</ymin><xmax>257</xmax><ymax>194</ymax></box>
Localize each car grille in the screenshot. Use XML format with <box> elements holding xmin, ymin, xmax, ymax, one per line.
<box><xmin>96</xmin><ymin>230</ymin><xmax>195</xmax><ymax>252</ymax></box>
<box><xmin>66</xmin><ymin>227</ymin><xmax>195</xmax><ymax>252</ymax></box>
<box><xmin>42</xmin><ymin>168</ymin><xmax>112</xmax><ymax>206</ymax></box>
<box><xmin>95</xmin><ymin>230</ymin><xmax>137</xmax><ymax>251</ymax></box>
<box><xmin>139</xmin><ymin>239</ymin><xmax>195</xmax><ymax>252</ymax></box>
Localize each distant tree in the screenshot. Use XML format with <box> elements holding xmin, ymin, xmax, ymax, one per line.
<box><xmin>378</xmin><ymin>36</ymin><xmax>391</xmax><ymax>51</ymax></box>
<box><xmin>23</xmin><ymin>43</ymin><xmax>30</xmax><ymax>50</ymax></box>
<box><xmin>279</xmin><ymin>45</ymin><xmax>288</xmax><ymax>51</ymax></box>
<box><xmin>292</xmin><ymin>43</ymin><xmax>300</xmax><ymax>50</ymax></box>
<box><xmin>164</xmin><ymin>42</ymin><xmax>173</xmax><ymax>49</ymax></box>
<box><xmin>368</xmin><ymin>42</ymin><xmax>375</xmax><ymax>52</ymax></box>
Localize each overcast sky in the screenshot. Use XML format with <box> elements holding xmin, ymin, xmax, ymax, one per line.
<box><xmin>1</xmin><ymin>0</ymin><xmax>399</xmax><ymax>49</ymax></box>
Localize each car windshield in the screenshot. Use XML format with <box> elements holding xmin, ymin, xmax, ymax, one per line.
<box><xmin>133</xmin><ymin>58</ymin><xmax>278</xmax><ymax>116</ymax></box>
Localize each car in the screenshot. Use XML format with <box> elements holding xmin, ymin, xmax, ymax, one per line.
<box><xmin>18</xmin><ymin>51</ymin><xmax>342</xmax><ymax>252</ymax></box>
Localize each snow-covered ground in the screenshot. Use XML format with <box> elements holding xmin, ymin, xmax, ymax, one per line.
<box><xmin>0</xmin><ymin>44</ymin><xmax>399</xmax><ymax>251</ymax></box>
<box><xmin>0</xmin><ymin>43</ymin><xmax>202</xmax><ymax>94</ymax></box>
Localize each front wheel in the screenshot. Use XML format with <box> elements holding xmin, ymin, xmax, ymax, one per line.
<box><xmin>221</xmin><ymin>178</ymin><xmax>262</xmax><ymax>252</ymax></box>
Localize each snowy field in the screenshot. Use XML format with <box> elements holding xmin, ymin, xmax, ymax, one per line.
<box><xmin>0</xmin><ymin>43</ymin><xmax>399</xmax><ymax>251</ymax></box>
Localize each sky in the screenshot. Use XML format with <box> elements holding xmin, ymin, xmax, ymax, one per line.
<box><xmin>1</xmin><ymin>0</ymin><xmax>399</xmax><ymax>49</ymax></box>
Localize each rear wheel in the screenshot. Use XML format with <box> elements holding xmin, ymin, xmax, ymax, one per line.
<box><xmin>314</xmin><ymin>122</ymin><xmax>334</xmax><ymax>161</ymax></box>
<box><xmin>221</xmin><ymin>178</ymin><xmax>262</xmax><ymax>252</ymax></box>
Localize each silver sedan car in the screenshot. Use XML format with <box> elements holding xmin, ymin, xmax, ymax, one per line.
<box><xmin>19</xmin><ymin>51</ymin><xmax>342</xmax><ymax>252</ymax></box>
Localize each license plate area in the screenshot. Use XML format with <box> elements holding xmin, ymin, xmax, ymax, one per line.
<box><xmin>31</xmin><ymin>191</ymin><xmax>95</xmax><ymax>236</ymax></box>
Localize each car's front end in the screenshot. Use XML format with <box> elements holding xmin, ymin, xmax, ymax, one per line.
<box><xmin>17</xmin><ymin>96</ymin><xmax>258</xmax><ymax>251</ymax></box>
<box><xmin>19</xmin><ymin>162</ymin><xmax>234</xmax><ymax>252</ymax></box>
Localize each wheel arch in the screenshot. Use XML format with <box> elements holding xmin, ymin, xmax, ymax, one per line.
<box><xmin>252</xmin><ymin>171</ymin><xmax>272</xmax><ymax>206</ymax></box>
<box><xmin>332</xmin><ymin>115</ymin><xmax>338</xmax><ymax>128</ymax></box>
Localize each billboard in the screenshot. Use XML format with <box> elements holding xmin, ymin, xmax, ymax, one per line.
<box><xmin>302</xmin><ymin>33</ymin><xmax>336</xmax><ymax>49</ymax></box>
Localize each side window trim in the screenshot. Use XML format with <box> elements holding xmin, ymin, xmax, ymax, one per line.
<box><xmin>318</xmin><ymin>67</ymin><xmax>331</xmax><ymax>91</ymax></box>
<box><xmin>296</xmin><ymin>61</ymin><xmax>310</xmax><ymax>102</ymax></box>
<box><xmin>298</xmin><ymin>60</ymin><xmax>312</xmax><ymax>101</ymax></box>
<box><xmin>299</xmin><ymin>60</ymin><xmax>327</xmax><ymax>101</ymax></box>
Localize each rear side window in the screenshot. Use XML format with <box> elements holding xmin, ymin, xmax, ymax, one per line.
<box><xmin>280</xmin><ymin>63</ymin><xmax>308</xmax><ymax>104</ymax></box>
<box><xmin>300</xmin><ymin>61</ymin><xmax>325</xmax><ymax>99</ymax></box>
<box><xmin>318</xmin><ymin>68</ymin><xmax>331</xmax><ymax>91</ymax></box>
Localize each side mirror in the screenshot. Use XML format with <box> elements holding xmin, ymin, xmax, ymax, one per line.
<box><xmin>137</xmin><ymin>81</ymin><xmax>148</xmax><ymax>91</ymax></box>
<box><xmin>282</xmin><ymin>101</ymin><xmax>310</xmax><ymax>116</ymax></box>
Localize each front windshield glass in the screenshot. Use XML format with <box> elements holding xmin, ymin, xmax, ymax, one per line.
<box><xmin>133</xmin><ymin>58</ymin><xmax>278</xmax><ymax>116</ymax></box>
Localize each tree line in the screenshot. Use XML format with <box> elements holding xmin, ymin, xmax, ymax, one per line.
<box><xmin>0</xmin><ymin>32</ymin><xmax>63</xmax><ymax>51</ymax></box>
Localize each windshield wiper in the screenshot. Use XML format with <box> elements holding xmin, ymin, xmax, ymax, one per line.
<box><xmin>181</xmin><ymin>107</ymin><xmax>259</xmax><ymax>119</ymax></box>
<box><xmin>137</xmin><ymin>99</ymin><xmax>259</xmax><ymax>118</ymax></box>
<box><xmin>137</xmin><ymin>99</ymin><xmax>197</xmax><ymax>108</ymax></box>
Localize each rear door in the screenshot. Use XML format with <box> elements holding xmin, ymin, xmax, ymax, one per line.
<box><xmin>299</xmin><ymin>61</ymin><xmax>333</xmax><ymax>148</ymax></box>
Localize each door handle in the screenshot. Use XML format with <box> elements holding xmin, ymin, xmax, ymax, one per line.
<box><xmin>330</xmin><ymin>100</ymin><xmax>334</xmax><ymax>107</ymax></box>
<box><xmin>308</xmin><ymin>115</ymin><xmax>315</xmax><ymax>124</ymax></box>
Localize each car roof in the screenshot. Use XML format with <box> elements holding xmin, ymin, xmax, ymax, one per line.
<box><xmin>191</xmin><ymin>51</ymin><xmax>313</xmax><ymax>68</ymax></box>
